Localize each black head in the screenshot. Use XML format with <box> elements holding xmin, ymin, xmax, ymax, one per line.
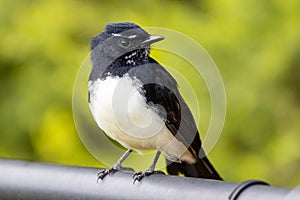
<box><xmin>90</xmin><ymin>22</ymin><xmax>164</xmax><ymax>79</ymax></box>
<box><xmin>91</xmin><ymin>22</ymin><xmax>163</xmax><ymax>51</ymax></box>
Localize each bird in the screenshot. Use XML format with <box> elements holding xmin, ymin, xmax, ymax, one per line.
<box><xmin>88</xmin><ymin>22</ymin><xmax>222</xmax><ymax>183</ymax></box>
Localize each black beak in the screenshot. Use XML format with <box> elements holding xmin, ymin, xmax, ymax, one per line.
<box><xmin>141</xmin><ymin>35</ymin><xmax>164</xmax><ymax>46</ymax></box>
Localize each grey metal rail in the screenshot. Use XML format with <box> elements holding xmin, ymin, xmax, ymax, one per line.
<box><xmin>0</xmin><ymin>158</ymin><xmax>299</xmax><ymax>200</ymax></box>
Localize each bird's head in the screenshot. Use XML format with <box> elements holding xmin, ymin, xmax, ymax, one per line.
<box><xmin>90</xmin><ymin>22</ymin><xmax>164</xmax><ymax>66</ymax></box>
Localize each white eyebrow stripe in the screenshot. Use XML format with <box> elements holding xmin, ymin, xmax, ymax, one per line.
<box><xmin>111</xmin><ymin>33</ymin><xmax>122</xmax><ymax>36</ymax></box>
<box><xmin>127</xmin><ymin>35</ymin><xmax>137</xmax><ymax>39</ymax></box>
<box><xmin>111</xmin><ymin>33</ymin><xmax>137</xmax><ymax>39</ymax></box>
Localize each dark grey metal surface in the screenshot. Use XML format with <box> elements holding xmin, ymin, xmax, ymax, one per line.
<box><xmin>0</xmin><ymin>158</ymin><xmax>297</xmax><ymax>200</ymax></box>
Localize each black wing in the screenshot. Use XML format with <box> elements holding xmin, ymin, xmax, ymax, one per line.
<box><xmin>132</xmin><ymin>58</ymin><xmax>222</xmax><ymax>180</ymax></box>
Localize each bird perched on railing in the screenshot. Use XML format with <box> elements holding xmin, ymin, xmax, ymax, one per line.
<box><xmin>88</xmin><ymin>22</ymin><xmax>222</xmax><ymax>183</ymax></box>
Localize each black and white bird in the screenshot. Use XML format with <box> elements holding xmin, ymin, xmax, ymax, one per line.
<box><xmin>88</xmin><ymin>22</ymin><xmax>222</xmax><ymax>182</ymax></box>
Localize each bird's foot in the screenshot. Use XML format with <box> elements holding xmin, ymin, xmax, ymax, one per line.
<box><xmin>97</xmin><ymin>166</ymin><xmax>134</xmax><ymax>182</ymax></box>
<box><xmin>97</xmin><ymin>167</ymin><xmax>117</xmax><ymax>181</ymax></box>
<box><xmin>133</xmin><ymin>170</ymin><xmax>165</xmax><ymax>184</ymax></box>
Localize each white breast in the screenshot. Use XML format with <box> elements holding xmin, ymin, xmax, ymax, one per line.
<box><xmin>88</xmin><ymin>75</ymin><xmax>195</xmax><ymax>164</ymax></box>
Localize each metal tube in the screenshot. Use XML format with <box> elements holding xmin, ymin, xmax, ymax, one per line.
<box><xmin>0</xmin><ymin>158</ymin><xmax>297</xmax><ymax>200</ymax></box>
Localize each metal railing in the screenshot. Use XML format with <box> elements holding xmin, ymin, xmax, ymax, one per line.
<box><xmin>0</xmin><ymin>158</ymin><xmax>299</xmax><ymax>200</ymax></box>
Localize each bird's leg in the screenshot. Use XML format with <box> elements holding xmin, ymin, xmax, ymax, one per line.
<box><xmin>97</xmin><ymin>149</ymin><xmax>133</xmax><ymax>181</ymax></box>
<box><xmin>133</xmin><ymin>151</ymin><xmax>165</xmax><ymax>184</ymax></box>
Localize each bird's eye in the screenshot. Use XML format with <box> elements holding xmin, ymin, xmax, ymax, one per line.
<box><xmin>118</xmin><ymin>39</ymin><xmax>131</xmax><ymax>49</ymax></box>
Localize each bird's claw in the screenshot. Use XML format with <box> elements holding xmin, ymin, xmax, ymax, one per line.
<box><xmin>97</xmin><ymin>166</ymin><xmax>135</xmax><ymax>182</ymax></box>
<box><xmin>132</xmin><ymin>170</ymin><xmax>165</xmax><ymax>184</ymax></box>
<box><xmin>97</xmin><ymin>168</ymin><xmax>117</xmax><ymax>182</ymax></box>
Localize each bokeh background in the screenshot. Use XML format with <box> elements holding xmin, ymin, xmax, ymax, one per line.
<box><xmin>1</xmin><ymin>0</ymin><xmax>300</xmax><ymax>187</ymax></box>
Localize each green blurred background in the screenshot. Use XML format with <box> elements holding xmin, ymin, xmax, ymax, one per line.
<box><xmin>1</xmin><ymin>0</ymin><xmax>300</xmax><ymax>187</ymax></box>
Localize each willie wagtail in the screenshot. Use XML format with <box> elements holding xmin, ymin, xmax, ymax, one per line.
<box><xmin>88</xmin><ymin>22</ymin><xmax>222</xmax><ymax>183</ymax></box>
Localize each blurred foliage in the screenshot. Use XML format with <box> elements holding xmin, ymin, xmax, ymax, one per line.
<box><xmin>0</xmin><ymin>0</ymin><xmax>300</xmax><ymax>187</ymax></box>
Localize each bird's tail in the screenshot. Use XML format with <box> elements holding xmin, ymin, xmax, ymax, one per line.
<box><xmin>166</xmin><ymin>156</ymin><xmax>222</xmax><ymax>180</ymax></box>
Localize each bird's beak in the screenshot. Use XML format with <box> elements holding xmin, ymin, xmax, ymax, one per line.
<box><xmin>141</xmin><ymin>35</ymin><xmax>164</xmax><ymax>46</ymax></box>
